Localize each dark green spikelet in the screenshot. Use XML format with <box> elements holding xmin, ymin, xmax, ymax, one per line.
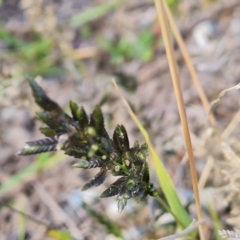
<box><xmin>133</xmin><ymin>140</ymin><xmax>140</xmax><ymax>148</ymax></box>
<box><xmin>36</xmin><ymin>112</ymin><xmax>70</xmax><ymax>135</ymax></box>
<box><xmin>28</xmin><ymin>78</ymin><xmax>74</xmax><ymax>125</ymax></box>
<box><xmin>64</xmin><ymin>146</ymin><xmax>89</xmax><ymax>159</ymax></box>
<box><xmin>27</xmin><ymin>78</ymin><xmax>63</xmax><ymax>116</ymax></box>
<box><xmin>132</xmin><ymin>187</ymin><xmax>148</xmax><ymax>202</ymax></box>
<box><xmin>100</xmin><ymin>177</ymin><xmax>128</xmax><ymax>198</ymax></box>
<box><xmin>142</xmin><ymin>162</ymin><xmax>150</xmax><ymax>184</ymax></box>
<box><xmin>39</xmin><ymin>127</ymin><xmax>56</xmax><ymax>137</ymax></box>
<box><xmin>76</xmin><ymin>106</ymin><xmax>89</xmax><ymax>129</ymax></box>
<box><xmin>90</xmin><ymin>106</ymin><xmax>104</xmax><ymax>137</ymax></box>
<box><xmin>101</xmin><ymin>137</ymin><xmax>114</xmax><ymax>153</ymax></box>
<box><xmin>69</xmin><ymin>100</ymin><xmax>79</xmax><ymax>121</ymax></box>
<box><xmin>17</xmin><ymin>137</ymin><xmax>57</xmax><ymax>155</ymax></box>
<box><xmin>82</xmin><ymin>168</ymin><xmax>107</xmax><ymax>191</ymax></box>
<box><xmin>36</xmin><ymin>112</ymin><xmax>58</xmax><ymax>129</ymax></box>
<box><xmin>113</xmin><ymin>125</ymin><xmax>129</xmax><ymax>152</ymax></box>
<box><xmin>140</xmin><ymin>143</ymin><xmax>148</xmax><ymax>157</ymax></box>
<box><xmin>68</xmin><ymin>101</ymin><xmax>86</xmax><ymax>127</ymax></box>
<box><xmin>116</xmin><ymin>194</ymin><xmax>129</xmax><ymax>213</ymax></box>
<box><xmin>73</xmin><ymin>159</ymin><xmax>103</xmax><ymax>169</ymax></box>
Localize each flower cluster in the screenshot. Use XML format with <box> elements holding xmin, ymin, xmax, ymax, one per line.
<box><xmin>17</xmin><ymin>79</ymin><xmax>155</xmax><ymax>211</ymax></box>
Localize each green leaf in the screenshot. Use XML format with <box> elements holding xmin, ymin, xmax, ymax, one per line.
<box><xmin>90</xmin><ymin>106</ymin><xmax>104</xmax><ymax>136</ymax></box>
<box><xmin>69</xmin><ymin>0</ymin><xmax>125</xmax><ymax>27</ymax></box>
<box><xmin>0</xmin><ymin>25</ymin><xmax>24</xmax><ymax>49</ymax></box>
<box><xmin>82</xmin><ymin>168</ymin><xmax>107</xmax><ymax>191</ymax></box>
<box><xmin>20</xmin><ymin>38</ymin><xmax>52</xmax><ymax>61</ymax></box>
<box><xmin>134</xmin><ymin>30</ymin><xmax>154</xmax><ymax>62</ymax></box>
<box><xmin>17</xmin><ymin>38</ymin><xmax>53</xmax><ymax>63</ymax></box>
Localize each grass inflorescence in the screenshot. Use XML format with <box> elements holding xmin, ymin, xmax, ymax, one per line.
<box><xmin>17</xmin><ymin>78</ymin><xmax>158</xmax><ymax>213</ymax></box>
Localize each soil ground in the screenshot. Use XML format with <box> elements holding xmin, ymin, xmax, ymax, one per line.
<box><xmin>1</xmin><ymin>0</ymin><xmax>240</xmax><ymax>239</ymax></box>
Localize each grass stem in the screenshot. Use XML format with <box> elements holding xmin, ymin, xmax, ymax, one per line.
<box><xmin>0</xmin><ymin>201</ymin><xmax>52</xmax><ymax>228</ymax></box>
<box><xmin>153</xmin><ymin>191</ymin><xmax>182</xmax><ymax>227</ymax></box>
<box><xmin>163</xmin><ymin>2</ymin><xmax>215</xmax><ymax>125</ymax></box>
<box><xmin>153</xmin><ymin>0</ymin><xmax>205</xmax><ymax>239</ymax></box>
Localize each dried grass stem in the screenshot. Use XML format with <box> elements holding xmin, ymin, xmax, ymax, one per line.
<box><xmin>154</xmin><ymin>0</ymin><xmax>204</xmax><ymax>238</ymax></box>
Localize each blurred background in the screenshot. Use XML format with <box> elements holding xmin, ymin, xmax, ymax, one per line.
<box><xmin>1</xmin><ymin>0</ymin><xmax>240</xmax><ymax>239</ymax></box>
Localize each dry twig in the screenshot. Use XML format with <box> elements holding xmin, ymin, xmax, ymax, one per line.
<box><xmin>208</xmin><ymin>83</ymin><xmax>240</xmax><ymax>122</ymax></box>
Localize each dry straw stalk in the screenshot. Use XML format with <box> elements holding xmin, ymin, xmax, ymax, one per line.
<box><xmin>163</xmin><ymin>1</ymin><xmax>215</xmax><ymax>125</ymax></box>
<box><xmin>154</xmin><ymin>0</ymin><xmax>205</xmax><ymax>239</ymax></box>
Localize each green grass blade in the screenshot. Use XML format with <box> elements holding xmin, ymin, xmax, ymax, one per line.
<box><xmin>69</xmin><ymin>0</ymin><xmax>125</xmax><ymax>27</ymax></box>
<box><xmin>47</xmin><ymin>230</ymin><xmax>72</xmax><ymax>240</ymax></box>
<box><xmin>0</xmin><ymin>152</ymin><xmax>66</xmax><ymax>197</ymax></box>
<box><xmin>208</xmin><ymin>203</ymin><xmax>223</xmax><ymax>240</ymax></box>
<box><xmin>137</xmin><ymin>126</ymin><xmax>192</xmax><ymax>228</ymax></box>
<box><xmin>18</xmin><ymin>204</ymin><xmax>26</xmax><ymax>240</ymax></box>
<box><xmin>0</xmin><ymin>26</ymin><xmax>24</xmax><ymax>49</ymax></box>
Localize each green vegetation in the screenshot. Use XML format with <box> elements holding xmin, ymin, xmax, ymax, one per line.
<box><xmin>100</xmin><ymin>30</ymin><xmax>154</xmax><ymax>65</ymax></box>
